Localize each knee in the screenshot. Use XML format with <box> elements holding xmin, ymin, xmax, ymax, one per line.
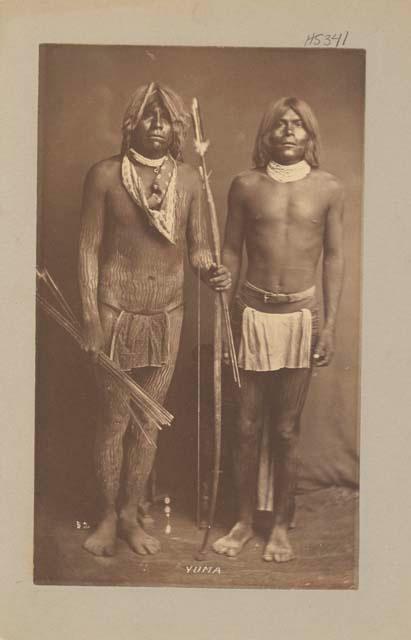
<box><xmin>240</xmin><ymin>402</ymin><xmax>261</xmax><ymax>427</ymax></box>
<box><xmin>98</xmin><ymin>410</ymin><xmax>130</xmax><ymax>440</ymax></box>
<box><xmin>94</xmin><ymin>426</ymin><xmax>124</xmax><ymax>451</ymax></box>
<box><xmin>238</xmin><ymin>411</ymin><xmax>261</xmax><ymax>443</ymax></box>
<box><xmin>275</xmin><ymin>415</ymin><xmax>299</xmax><ymax>446</ymax></box>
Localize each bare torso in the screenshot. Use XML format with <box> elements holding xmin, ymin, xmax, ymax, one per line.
<box><xmin>92</xmin><ymin>156</ymin><xmax>198</xmax><ymax>313</ymax></box>
<box><xmin>216</xmin><ymin>110</ymin><xmax>346</xmax><ymax>564</ymax></box>
<box><xmin>231</xmin><ymin>168</ymin><xmax>340</xmax><ymax>293</ymax></box>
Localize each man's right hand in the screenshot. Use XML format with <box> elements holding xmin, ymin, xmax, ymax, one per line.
<box><xmin>82</xmin><ymin>320</ymin><xmax>105</xmax><ymax>362</ymax></box>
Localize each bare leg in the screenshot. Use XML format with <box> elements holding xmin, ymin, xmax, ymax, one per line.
<box><xmin>288</xmin><ymin>492</ymin><xmax>297</xmax><ymax>529</ymax></box>
<box><xmin>213</xmin><ymin>371</ymin><xmax>267</xmax><ymax>557</ymax></box>
<box><xmin>119</xmin><ymin>309</ymin><xmax>182</xmax><ymax>555</ymax></box>
<box><xmin>118</xmin><ymin>415</ymin><xmax>162</xmax><ymax>555</ymax></box>
<box><xmin>83</xmin><ymin>372</ymin><xmax>130</xmax><ymax>557</ymax></box>
<box><xmin>263</xmin><ymin>369</ymin><xmax>311</xmax><ymax>562</ymax></box>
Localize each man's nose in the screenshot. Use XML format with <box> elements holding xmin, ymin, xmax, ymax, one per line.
<box><xmin>153</xmin><ymin>110</ymin><xmax>163</xmax><ymax>128</ymax></box>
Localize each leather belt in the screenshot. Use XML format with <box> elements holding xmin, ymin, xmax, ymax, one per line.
<box><xmin>243</xmin><ymin>281</ymin><xmax>315</xmax><ymax>304</ymax></box>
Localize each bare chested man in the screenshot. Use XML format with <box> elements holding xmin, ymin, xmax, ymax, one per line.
<box><xmin>213</xmin><ymin>97</ymin><xmax>344</xmax><ymax>562</ymax></box>
<box><xmin>79</xmin><ymin>83</ymin><xmax>230</xmax><ymax>557</ymax></box>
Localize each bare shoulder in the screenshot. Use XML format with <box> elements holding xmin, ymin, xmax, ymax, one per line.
<box><xmin>231</xmin><ymin>168</ymin><xmax>262</xmax><ymax>187</ymax></box>
<box><xmin>229</xmin><ymin>169</ymin><xmax>262</xmax><ymax>195</ymax></box>
<box><xmin>85</xmin><ymin>155</ymin><xmax>121</xmax><ymax>189</ymax></box>
<box><xmin>177</xmin><ymin>161</ymin><xmax>201</xmax><ymax>187</ymax></box>
<box><xmin>311</xmin><ymin>169</ymin><xmax>345</xmax><ymax>200</ymax></box>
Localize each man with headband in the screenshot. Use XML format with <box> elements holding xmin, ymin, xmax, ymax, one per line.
<box><xmin>213</xmin><ymin>97</ymin><xmax>345</xmax><ymax>562</ymax></box>
<box><xmin>79</xmin><ymin>83</ymin><xmax>230</xmax><ymax>557</ymax></box>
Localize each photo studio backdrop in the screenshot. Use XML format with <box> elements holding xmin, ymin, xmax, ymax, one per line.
<box><xmin>36</xmin><ymin>46</ymin><xmax>363</xmax><ymax>516</ymax></box>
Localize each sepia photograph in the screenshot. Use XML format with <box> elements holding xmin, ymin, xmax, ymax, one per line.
<box><xmin>35</xmin><ymin>45</ymin><xmax>363</xmax><ymax>589</ymax></box>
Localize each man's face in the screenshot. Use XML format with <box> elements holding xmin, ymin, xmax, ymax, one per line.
<box><xmin>131</xmin><ymin>98</ymin><xmax>172</xmax><ymax>158</ymax></box>
<box><xmin>267</xmin><ymin>108</ymin><xmax>309</xmax><ymax>165</ymax></box>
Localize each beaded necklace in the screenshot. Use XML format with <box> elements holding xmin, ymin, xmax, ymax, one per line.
<box><xmin>128</xmin><ymin>148</ymin><xmax>166</xmax><ymax>173</ymax></box>
<box><xmin>266</xmin><ymin>159</ymin><xmax>311</xmax><ymax>183</ymax></box>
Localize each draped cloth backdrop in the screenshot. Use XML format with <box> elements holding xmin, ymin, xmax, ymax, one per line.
<box><xmin>36</xmin><ymin>46</ymin><xmax>363</xmax><ymax>511</ymax></box>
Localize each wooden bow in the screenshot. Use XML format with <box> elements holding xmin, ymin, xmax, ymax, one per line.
<box><xmin>192</xmin><ymin>98</ymin><xmax>239</xmax><ymax>558</ymax></box>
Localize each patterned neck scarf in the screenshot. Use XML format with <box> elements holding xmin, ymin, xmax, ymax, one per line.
<box><xmin>122</xmin><ymin>150</ymin><xmax>177</xmax><ymax>244</ymax></box>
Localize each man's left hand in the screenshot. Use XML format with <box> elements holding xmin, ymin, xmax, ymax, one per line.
<box><xmin>313</xmin><ymin>328</ymin><xmax>335</xmax><ymax>367</ymax></box>
<box><xmin>207</xmin><ymin>263</ymin><xmax>232</xmax><ymax>292</ymax></box>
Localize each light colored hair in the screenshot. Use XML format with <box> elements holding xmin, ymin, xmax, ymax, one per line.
<box><xmin>252</xmin><ymin>96</ymin><xmax>321</xmax><ymax>168</ymax></box>
<box><xmin>121</xmin><ymin>83</ymin><xmax>191</xmax><ymax>160</ymax></box>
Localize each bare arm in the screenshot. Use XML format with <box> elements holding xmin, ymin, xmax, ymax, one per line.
<box><xmin>314</xmin><ymin>180</ymin><xmax>345</xmax><ymax>366</ymax></box>
<box><xmin>221</xmin><ymin>176</ymin><xmax>247</xmax><ymax>308</ymax></box>
<box><xmin>78</xmin><ymin>163</ymin><xmax>106</xmax><ymax>354</ymax></box>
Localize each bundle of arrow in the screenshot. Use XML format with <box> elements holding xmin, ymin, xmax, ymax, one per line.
<box><xmin>36</xmin><ymin>268</ymin><xmax>173</xmax><ymax>446</ymax></box>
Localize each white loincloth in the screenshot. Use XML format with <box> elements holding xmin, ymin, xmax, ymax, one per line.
<box><xmin>238</xmin><ymin>307</ymin><xmax>312</xmax><ymax>371</ymax></box>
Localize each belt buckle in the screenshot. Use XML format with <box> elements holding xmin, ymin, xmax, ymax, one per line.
<box><xmin>263</xmin><ymin>292</ymin><xmax>289</xmax><ymax>304</ymax></box>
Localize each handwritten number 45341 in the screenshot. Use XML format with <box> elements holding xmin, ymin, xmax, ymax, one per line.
<box><xmin>304</xmin><ymin>32</ymin><xmax>349</xmax><ymax>47</ymax></box>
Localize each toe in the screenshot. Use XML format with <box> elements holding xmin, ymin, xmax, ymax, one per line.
<box><xmin>135</xmin><ymin>543</ymin><xmax>147</xmax><ymax>556</ymax></box>
<box><xmin>274</xmin><ymin>551</ymin><xmax>294</xmax><ymax>563</ymax></box>
<box><xmin>83</xmin><ymin>539</ymin><xmax>102</xmax><ymax>556</ymax></box>
<box><xmin>146</xmin><ymin>540</ymin><xmax>160</xmax><ymax>554</ymax></box>
<box><xmin>136</xmin><ymin>545</ymin><xmax>148</xmax><ymax>555</ymax></box>
<box><xmin>104</xmin><ymin>545</ymin><xmax>115</xmax><ymax>557</ymax></box>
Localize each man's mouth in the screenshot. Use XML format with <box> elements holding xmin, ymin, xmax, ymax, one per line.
<box><xmin>281</xmin><ymin>141</ymin><xmax>296</xmax><ymax>147</ymax></box>
<box><xmin>148</xmin><ymin>134</ymin><xmax>165</xmax><ymax>141</ymax></box>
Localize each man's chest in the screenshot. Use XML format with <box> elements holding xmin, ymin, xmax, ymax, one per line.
<box><xmin>106</xmin><ymin>182</ymin><xmax>190</xmax><ymax>230</ymax></box>
<box><xmin>246</xmin><ymin>180</ymin><xmax>327</xmax><ymax>229</ymax></box>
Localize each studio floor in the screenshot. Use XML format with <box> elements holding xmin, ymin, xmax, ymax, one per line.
<box><xmin>34</xmin><ymin>486</ymin><xmax>358</xmax><ymax>589</ymax></box>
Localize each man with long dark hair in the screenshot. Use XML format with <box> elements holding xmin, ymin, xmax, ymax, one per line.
<box><xmin>213</xmin><ymin>97</ymin><xmax>345</xmax><ymax>562</ymax></box>
<box><xmin>79</xmin><ymin>83</ymin><xmax>230</xmax><ymax>557</ymax></box>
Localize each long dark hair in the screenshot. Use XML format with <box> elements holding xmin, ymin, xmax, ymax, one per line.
<box><xmin>121</xmin><ymin>83</ymin><xmax>190</xmax><ymax>160</ymax></box>
<box><xmin>253</xmin><ymin>96</ymin><xmax>321</xmax><ymax>168</ymax></box>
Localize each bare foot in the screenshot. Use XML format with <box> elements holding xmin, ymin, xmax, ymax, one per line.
<box><xmin>212</xmin><ymin>522</ymin><xmax>253</xmax><ymax>558</ymax></box>
<box><xmin>83</xmin><ymin>513</ymin><xmax>118</xmax><ymax>557</ymax></box>
<box><xmin>119</xmin><ymin>516</ymin><xmax>160</xmax><ymax>555</ymax></box>
<box><xmin>263</xmin><ymin>526</ymin><xmax>295</xmax><ymax>562</ymax></box>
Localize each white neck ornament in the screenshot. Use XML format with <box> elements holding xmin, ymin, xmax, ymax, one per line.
<box><xmin>266</xmin><ymin>159</ymin><xmax>311</xmax><ymax>183</ymax></box>
<box><xmin>129</xmin><ymin>148</ymin><xmax>166</xmax><ymax>168</ymax></box>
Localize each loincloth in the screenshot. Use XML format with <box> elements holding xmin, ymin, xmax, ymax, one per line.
<box><xmin>235</xmin><ymin>282</ymin><xmax>318</xmax><ymax>372</ymax></box>
<box><xmin>102</xmin><ymin>301</ymin><xmax>183</xmax><ymax>372</ymax></box>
